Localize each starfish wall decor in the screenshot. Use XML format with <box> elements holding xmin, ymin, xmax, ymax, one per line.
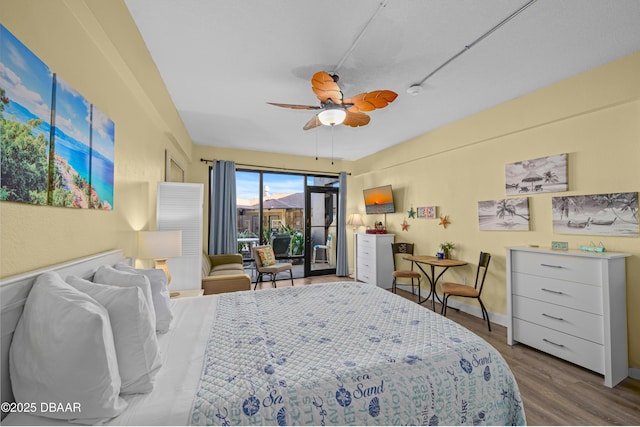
<box><xmin>408</xmin><ymin>207</ymin><xmax>416</xmax><ymax>218</ymax></box>
<box><xmin>439</xmin><ymin>215</ymin><xmax>450</xmax><ymax>228</ymax></box>
<box><xmin>401</xmin><ymin>219</ymin><xmax>410</xmax><ymax>231</ymax></box>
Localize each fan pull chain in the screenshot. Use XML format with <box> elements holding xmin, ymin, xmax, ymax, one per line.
<box><xmin>315</xmin><ymin>117</ymin><xmax>319</xmax><ymax>160</ymax></box>
<box><xmin>331</xmin><ymin>125</ymin><xmax>335</xmax><ymax>165</ymax></box>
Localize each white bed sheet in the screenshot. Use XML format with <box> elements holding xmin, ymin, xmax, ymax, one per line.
<box><xmin>3</xmin><ymin>295</ymin><xmax>218</xmax><ymax>426</ymax></box>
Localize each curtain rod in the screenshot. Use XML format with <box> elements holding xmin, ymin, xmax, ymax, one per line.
<box><xmin>200</xmin><ymin>158</ymin><xmax>350</xmax><ymax>176</ymax></box>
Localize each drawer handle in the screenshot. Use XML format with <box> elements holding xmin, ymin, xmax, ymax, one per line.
<box><xmin>542</xmin><ymin>313</ymin><xmax>564</xmax><ymax>321</ymax></box>
<box><xmin>541</xmin><ymin>288</ymin><xmax>564</xmax><ymax>295</ymax></box>
<box><xmin>543</xmin><ymin>338</ymin><xmax>565</xmax><ymax>348</ymax></box>
<box><xmin>540</xmin><ymin>263</ymin><xmax>564</xmax><ymax>269</ymax></box>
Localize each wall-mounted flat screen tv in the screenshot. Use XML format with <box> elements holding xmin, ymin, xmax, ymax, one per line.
<box><xmin>363</xmin><ymin>184</ymin><xmax>395</xmax><ymax>214</ymax></box>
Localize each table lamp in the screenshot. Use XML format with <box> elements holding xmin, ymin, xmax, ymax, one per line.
<box><xmin>137</xmin><ymin>230</ymin><xmax>182</xmax><ymax>286</ymax></box>
<box><xmin>347</xmin><ymin>213</ymin><xmax>364</xmax><ymax>231</ymax></box>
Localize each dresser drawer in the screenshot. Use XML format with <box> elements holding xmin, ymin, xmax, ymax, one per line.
<box><xmin>513</xmin><ymin>295</ymin><xmax>603</xmax><ymax>343</ymax></box>
<box><xmin>511</xmin><ymin>251</ymin><xmax>602</xmax><ymax>285</ymax></box>
<box><xmin>357</xmin><ymin>234</ymin><xmax>375</xmax><ymax>249</ymax></box>
<box><xmin>513</xmin><ymin>319</ymin><xmax>604</xmax><ymax>374</ymax></box>
<box><xmin>511</xmin><ymin>272</ymin><xmax>602</xmax><ymax>314</ymax></box>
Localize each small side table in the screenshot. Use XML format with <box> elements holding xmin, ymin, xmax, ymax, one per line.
<box><xmin>170</xmin><ymin>289</ymin><xmax>204</xmax><ymax>299</ymax></box>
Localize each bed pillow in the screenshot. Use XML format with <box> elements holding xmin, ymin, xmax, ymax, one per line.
<box><xmin>114</xmin><ymin>264</ymin><xmax>173</xmax><ymax>334</ymax></box>
<box><xmin>93</xmin><ymin>265</ymin><xmax>158</xmax><ymax>332</ymax></box>
<box><xmin>9</xmin><ymin>271</ymin><xmax>127</xmax><ymax>423</ymax></box>
<box><xmin>258</xmin><ymin>246</ymin><xmax>276</xmax><ymax>266</ymax></box>
<box><xmin>67</xmin><ymin>276</ymin><xmax>162</xmax><ymax>394</ymax></box>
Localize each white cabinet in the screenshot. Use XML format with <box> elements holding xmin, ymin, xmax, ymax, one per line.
<box><xmin>157</xmin><ymin>182</ymin><xmax>204</xmax><ymax>291</ymax></box>
<box><xmin>355</xmin><ymin>233</ymin><xmax>394</xmax><ymax>288</ymax></box>
<box><xmin>506</xmin><ymin>246</ymin><xmax>630</xmax><ymax>387</ymax></box>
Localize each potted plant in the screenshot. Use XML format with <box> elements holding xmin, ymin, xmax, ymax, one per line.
<box><xmin>438</xmin><ymin>241</ymin><xmax>455</xmax><ymax>259</ymax></box>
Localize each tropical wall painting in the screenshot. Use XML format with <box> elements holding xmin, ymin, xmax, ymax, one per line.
<box><xmin>478</xmin><ymin>198</ymin><xmax>530</xmax><ymax>231</ymax></box>
<box><xmin>0</xmin><ymin>25</ymin><xmax>114</xmax><ymax>210</ymax></box>
<box><xmin>552</xmin><ymin>192</ymin><xmax>638</xmax><ymax>237</ymax></box>
<box><xmin>505</xmin><ymin>153</ymin><xmax>567</xmax><ymax>195</ymax></box>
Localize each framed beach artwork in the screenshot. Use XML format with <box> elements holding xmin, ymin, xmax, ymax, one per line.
<box><xmin>0</xmin><ymin>25</ymin><xmax>114</xmax><ymax>210</ymax></box>
<box><xmin>417</xmin><ymin>206</ymin><xmax>436</xmax><ymax>219</ymax></box>
<box><xmin>552</xmin><ymin>192</ymin><xmax>638</xmax><ymax>237</ymax></box>
<box><xmin>505</xmin><ymin>153</ymin><xmax>567</xmax><ymax>195</ymax></box>
<box><xmin>478</xmin><ymin>198</ymin><xmax>530</xmax><ymax>231</ymax></box>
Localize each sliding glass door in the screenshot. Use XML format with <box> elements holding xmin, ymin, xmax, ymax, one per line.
<box><xmin>235</xmin><ymin>170</ymin><xmax>339</xmax><ymax>279</ymax></box>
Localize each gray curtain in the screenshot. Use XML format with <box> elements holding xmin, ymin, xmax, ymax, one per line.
<box><xmin>209</xmin><ymin>160</ymin><xmax>238</xmax><ymax>254</ymax></box>
<box><xmin>336</xmin><ymin>171</ymin><xmax>349</xmax><ymax>276</ymax></box>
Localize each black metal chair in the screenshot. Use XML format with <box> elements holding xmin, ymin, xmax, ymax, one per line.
<box><xmin>270</xmin><ymin>234</ymin><xmax>292</xmax><ymax>259</ymax></box>
<box><xmin>441</xmin><ymin>252</ymin><xmax>492</xmax><ymax>331</ymax></box>
<box><xmin>391</xmin><ymin>243</ymin><xmax>421</xmax><ymax>298</ymax></box>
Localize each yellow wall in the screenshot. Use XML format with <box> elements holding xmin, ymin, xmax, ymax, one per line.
<box><xmin>1</xmin><ymin>1</ymin><xmax>638</xmax><ymax>371</ymax></box>
<box><xmin>0</xmin><ymin>0</ymin><xmax>192</xmax><ymax>276</ymax></box>
<box><xmin>349</xmin><ymin>52</ymin><xmax>640</xmax><ymax>369</ymax></box>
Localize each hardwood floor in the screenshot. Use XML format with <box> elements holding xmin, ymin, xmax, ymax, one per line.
<box><xmin>261</xmin><ymin>275</ymin><xmax>640</xmax><ymax>426</ymax></box>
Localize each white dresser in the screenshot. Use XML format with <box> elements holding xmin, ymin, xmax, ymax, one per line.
<box><xmin>506</xmin><ymin>246</ymin><xmax>630</xmax><ymax>387</ymax></box>
<box><xmin>355</xmin><ymin>233</ymin><xmax>395</xmax><ymax>288</ymax></box>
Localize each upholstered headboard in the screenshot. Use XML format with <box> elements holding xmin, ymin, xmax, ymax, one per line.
<box><xmin>0</xmin><ymin>249</ymin><xmax>129</xmax><ymax>416</ymax></box>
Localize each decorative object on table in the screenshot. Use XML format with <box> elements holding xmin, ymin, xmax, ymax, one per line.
<box><xmin>438</xmin><ymin>215</ymin><xmax>450</xmax><ymax>229</ymax></box>
<box><xmin>0</xmin><ymin>25</ymin><xmax>115</xmax><ymax>210</ymax></box>
<box><xmin>505</xmin><ymin>153</ymin><xmax>567</xmax><ymax>195</ymax></box>
<box><xmin>478</xmin><ymin>198</ymin><xmax>530</xmax><ymax>231</ymax></box>
<box><xmin>401</xmin><ymin>219</ymin><xmax>409</xmax><ymax>231</ymax></box>
<box><xmin>138</xmin><ymin>230</ymin><xmax>183</xmax><ymax>296</ymax></box>
<box><xmin>375</xmin><ymin>221</ymin><xmax>386</xmax><ymax>232</ymax></box>
<box><xmin>437</xmin><ymin>241</ymin><xmax>455</xmax><ymax>259</ymax></box>
<box><xmin>417</xmin><ymin>206</ymin><xmax>436</xmax><ymax>219</ymax></box>
<box><xmin>552</xmin><ymin>192</ymin><xmax>638</xmax><ymax>237</ymax></box>
<box><xmin>580</xmin><ymin>241</ymin><xmax>606</xmax><ymax>253</ymax></box>
<box><xmin>407</xmin><ymin>206</ymin><xmax>416</xmax><ymax>218</ymax></box>
<box><xmin>551</xmin><ymin>241</ymin><xmax>568</xmax><ymax>250</ymax></box>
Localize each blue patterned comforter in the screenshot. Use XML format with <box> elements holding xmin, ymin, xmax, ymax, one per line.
<box><xmin>191</xmin><ymin>282</ymin><xmax>525</xmax><ymax>425</ymax></box>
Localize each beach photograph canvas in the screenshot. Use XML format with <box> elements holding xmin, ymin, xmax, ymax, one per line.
<box><xmin>90</xmin><ymin>105</ymin><xmax>115</xmax><ymax>210</ymax></box>
<box><xmin>52</xmin><ymin>75</ymin><xmax>92</xmax><ymax>208</ymax></box>
<box><xmin>0</xmin><ymin>24</ymin><xmax>53</xmax><ymax>205</ymax></box>
<box><xmin>478</xmin><ymin>198</ymin><xmax>530</xmax><ymax>231</ymax></box>
<box><xmin>505</xmin><ymin>153</ymin><xmax>567</xmax><ymax>195</ymax></box>
<box><xmin>552</xmin><ymin>192</ymin><xmax>638</xmax><ymax>237</ymax></box>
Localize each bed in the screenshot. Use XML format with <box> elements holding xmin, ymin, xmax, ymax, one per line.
<box><xmin>1</xmin><ymin>250</ymin><xmax>525</xmax><ymax>425</ymax></box>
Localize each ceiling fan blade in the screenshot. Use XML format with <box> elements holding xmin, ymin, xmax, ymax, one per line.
<box><xmin>311</xmin><ymin>71</ymin><xmax>343</xmax><ymax>105</ymax></box>
<box><xmin>342</xmin><ymin>111</ymin><xmax>370</xmax><ymax>128</ymax></box>
<box><xmin>267</xmin><ymin>102</ymin><xmax>321</xmax><ymax>110</ymax></box>
<box><xmin>303</xmin><ymin>115</ymin><xmax>322</xmax><ymax>131</ymax></box>
<box><xmin>344</xmin><ymin>90</ymin><xmax>398</xmax><ymax>112</ymax></box>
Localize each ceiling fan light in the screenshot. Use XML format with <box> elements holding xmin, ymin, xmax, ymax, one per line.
<box><xmin>318</xmin><ymin>109</ymin><xmax>346</xmax><ymax>126</ymax></box>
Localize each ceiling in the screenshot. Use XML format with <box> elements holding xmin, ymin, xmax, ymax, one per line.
<box><xmin>124</xmin><ymin>0</ymin><xmax>640</xmax><ymax>161</ymax></box>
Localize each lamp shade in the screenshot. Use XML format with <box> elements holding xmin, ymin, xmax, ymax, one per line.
<box><xmin>347</xmin><ymin>213</ymin><xmax>364</xmax><ymax>227</ymax></box>
<box><xmin>318</xmin><ymin>108</ymin><xmax>346</xmax><ymax>126</ymax></box>
<box><xmin>138</xmin><ymin>230</ymin><xmax>182</xmax><ymax>260</ymax></box>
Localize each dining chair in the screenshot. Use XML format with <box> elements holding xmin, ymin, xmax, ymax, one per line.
<box><xmin>391</xmin><ymin>243</ymin><xmax>421</xmax><ymax>298</ymax></box>
<box><xmin>252</xmin><ymin>245</ymin><xmax>294</xmax><ymax>290</ymax></box>
<box><xmin>441</xmin><ymin>252</ymin><xmax>492</xmax><ymax>331</ymax></box>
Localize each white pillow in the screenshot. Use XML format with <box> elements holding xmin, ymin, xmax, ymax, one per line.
<box><xmin>93</xmin><ymin>265</ymin><xmax>158</xmax><ymax>332</ymax></box>
<box><xmin>114</xmin><ymin>264</ymin><xmax>173</xmax><ymax>334</ymax></box>
<box><xmin>67</xmin><ymin>276</ymin><xmax>162</xmax><ymax>394</ymax></box>
<box><xmin>9</xmin><ymin>271</ymin><xmax>127</xmax><ymax>423</ymax></box>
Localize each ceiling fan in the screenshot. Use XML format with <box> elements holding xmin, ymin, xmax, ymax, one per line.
<box><xmin>268</xmin><ymin>71</ymin><xmax>398</xmax><ymax>130</ymax></box>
